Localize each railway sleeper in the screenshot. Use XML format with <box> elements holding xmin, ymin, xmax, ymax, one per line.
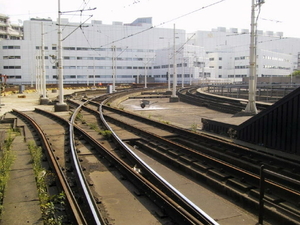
<box><xmin>278</xmin><ymin>201</ymin><xmax>300</xmax><ymax>217</ymax></box>
<box><xmin>226</xmin><ymin>178</ymin><xmax>255</xmax><ymax>192</ymax></box>
<box><xmin>206</xmin><ymin>169</ymin><xmax>233</xmax><ymax>181</ymax></box>
<box><xmin>250</xmin><ymin>189</ymin><xmax>283</xmax><ymax>204</ymax></box>
<box><xmin>131</xmin><ymin>134</ymin><xmax>300</xmax><ymax>223</ymax></box>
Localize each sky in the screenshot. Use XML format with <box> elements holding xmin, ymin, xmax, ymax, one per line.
<box><xmin>1</xmin><ymin>0</ymin><xmax>299</xmax><ymax>38</ymax></box>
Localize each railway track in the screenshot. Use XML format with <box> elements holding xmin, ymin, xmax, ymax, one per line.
<box><xmin>82</xmin><ymin>93</ymin><xmax>300</xmax><ymax>224</ymax></box>
<box><xmin>5</xmin><ymin>86</ymin><xmax>299</xmax><ymax>224</ymax></box>
<box><xmin>66</xmin><ymin>98</ymin><xmax>218</xmax><ymax>225</ymax></box>
<box><xmin>11</xmin><ymin>109</ymin><xmax>89</xmax><ymax>224</ymax></box>
<box><xmin>177</xmin><ymin>87</ymin><xmax>270</xmax><ymax>114</ymax></box>
<box><xmin>10</xmin><ymin>95</ymin><xmax>219</xmax><ymax>224</ymax></box>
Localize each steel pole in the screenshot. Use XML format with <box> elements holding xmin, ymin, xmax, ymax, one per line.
<box><xmin>245</xmin><ymin>0</ymin><xmax>258</xmax><ymax>114</ymax></box>
<box><xmin>57</xmin><ymin>0</ymin><xmax>64</xmax><ymax>104</ymax></box>
<box><xmin>172</xmin><ymin>24</ymin><xmax>177</xmax><ymax>97</ymax></box>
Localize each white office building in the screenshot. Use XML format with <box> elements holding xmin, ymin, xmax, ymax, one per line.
<box><xmin>189</xmin><ymin>27</ymin><xmax>298</xmax><ymax>81</ymax></box>
<box><xmin>0</xmin><ymin>14</ymin><xmax>299</xmax><ymax>85</ymax></box>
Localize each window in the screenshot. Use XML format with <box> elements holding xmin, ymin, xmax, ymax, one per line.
<box><xmin>64</xmin><ymin>56</ymin><xmax>76</xmax><ymax>60</ymax></box>
<box><xmin>63</xmin><ymin>47</ymin><xmax>76</xmax><ymax>50</ymax></box>
<box><xmin>36</xmin><ymin>46</ymin><xmax>48</xmax><ymax>50</ymax></box>
<box><xmin>3</xmin><ymin>66</ymin><xmax>21</xmax><ymax>69</ymax></box>
<box><xmin>3</xmin><ymin>56</ymin><xmax>21</xmax><ymax>59</ymax></box>
<box><xmin>3</xmin><ymin>46</ymin><xmax>20</xmax><ymax>49</ymax></box>
<box><xmin>209</xmin><ymin>58</ymin><xmax>214</xmax><ymax>61</ymax></box>
<box><xmin>77</xmin><ymin>47</ymin><xmax>90</xmax><ymax>51</ymax></box>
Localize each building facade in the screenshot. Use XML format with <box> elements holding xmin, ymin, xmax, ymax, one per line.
<box><xmin>0</xmin><ymin>14</ymin><xmax>299</xmax><ymax>85</ymax></box>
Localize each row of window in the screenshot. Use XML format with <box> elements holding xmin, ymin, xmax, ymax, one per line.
<box><xmin>263</xmin><ymin>65</ymin><xmax>290</xmax><ymax>70</ymax></box>
<box><xmin>3</xmin><ymin>45</ymin><xmax>156</xmax><ymax>53</ymax></box>
<box><xmin>1</xmin><ymin>74</ymin><xmax>189</xmax><ymax>80</ymax></box>
<box><xmin>3</xmin><ymin>56</ymin><xmax>21</xmax><ymax>59</ymax></box>
<box><xmin>63</xmin><ymin>56</ymin><xmax>144</xmax><ymax>61</ymax></box>
<box><xmin>235</xmin><ymin>56</ymin><xmax>249</xmax><ymax>60</ymax></box>
<box><xmin>209</xmin><ymin>57</ymin><xmax>223</xmax><ymax>61</ymax></box>
<box><xmin>235</xmin><ymin>65</ymin><xmax>250</xmax><ymax>69</ymax></box>
<box><xmin>2</xmin><ymin>45</ymin><xmax>20</xmax><ymax>49</ymax></box>
<box><xmin>262</xmin><ymin>55</ymin><xmax>288</xmax><ymax>62</ymax></box>
<box><xmin>209</xmin><ymin>66</ymin><xmax>223</xmax><ymax>69</ymax></box>
<box><xmin>3</xmin><ymin>66</ymin><xmax>21</xmax><ymax>69</ymax></box>
<box><xmin>228</xmin><ymin>74</ymin><xmax>247</xmax><ymax>78</ymax></box>
<box><xmin>35</xmin><ymin>46</ymin><xmax>154</xmax><ymax>53</ymax></box>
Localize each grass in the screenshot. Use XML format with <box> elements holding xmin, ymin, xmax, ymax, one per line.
<box><xmin>0</xmin><ymin>129</ymin><xmax>16</xmax><ymax>216</ymax></box>
<box><xmin>190</xmin><ymin>123</ymin><xmax>198</xmax><ymax>132</ymax></box>
<box><xmin>28</xmin><ymin>141</ymin><xmax>65</xmax><ymax>224</ymax></box>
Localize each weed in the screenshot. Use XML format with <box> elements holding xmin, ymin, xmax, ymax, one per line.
<box><xmin>190</xmin><ymin>123</ymin><xmax>198</xmax><ymax>132</ymax></box>
<box><xmin>100</xmin><ymin>130</ymin><xmax>112</xmax><ymax>139</ymax></box>
<box><xmin>0</xmin><ymin>129</ymin><xmax>15</xmax><ymax>216</ymax></box>
<box><xmin>28</xmin><ymin>142</ymin><xmax>65</xmax><ymax>224</ymax></box>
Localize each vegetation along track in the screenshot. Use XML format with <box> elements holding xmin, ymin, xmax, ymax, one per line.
<box><xmin>11</xmin><ymin>109</ymin><xmax>88</xmax><ymax>224</ymax></box>
<box><xmin>86</xmin><ymin>94</ymin><xmax>300</xmax><ymax>225</ymax></box>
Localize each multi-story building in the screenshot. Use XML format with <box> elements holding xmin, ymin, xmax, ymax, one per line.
<box><xmin>190</xmin><ymin>27</ymin><xmax>297</xmax><ymax>81</ymax></box>
<box><xmin>0</xmin><ymin>14</ymin><xmax>299</xmax><ymax>85</ymax></box>
<box><xmin>0</xmin><ymin>14</ymin><xmax>23</xmax><ymax>40</ymax></box>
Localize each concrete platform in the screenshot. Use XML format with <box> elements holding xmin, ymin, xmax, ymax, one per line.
<box><xmin>1</xmin><ymin>136</ymin><xmax>43</xmax><ymax>225</ymax></box>
<box><xmin>116</xmin><ymin>98</ymin><xmax>251</xmax><ymax>130</ymax></box>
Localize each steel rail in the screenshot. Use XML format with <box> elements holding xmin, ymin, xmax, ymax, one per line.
<box><xmin>98</xmin><ymin>100</ymin><xmax>219</xmax><ymax>225</ymax></box>
<box><xmin>69</xmin><ymin>100</ymin><xmax>105</xmax><ymax>225</ymax></box>
<box><xmin>33</xmin><ymin>105</ymin><xmax>105</xmax><ymax>225</ymax></box>
<box><xmin>12</xmin><ymin>109</ymin><xmax>87</xmax><ymax>225</ymax></box>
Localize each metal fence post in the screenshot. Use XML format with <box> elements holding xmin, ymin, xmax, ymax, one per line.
<box><xmin>258</xmin><ymin>165</ymin><xmax>265</xmax><ymax>224</ymax></box>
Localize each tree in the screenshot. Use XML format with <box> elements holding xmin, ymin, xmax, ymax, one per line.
<box><xmin>290</xmin><ymin>70</ymin><xmax>300</xmax><ymax>77</ymax></box>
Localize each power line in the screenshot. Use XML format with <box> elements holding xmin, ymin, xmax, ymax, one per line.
<box><xmin>98</xmin><ymin>0</ymin><xmax>226</xmax><ymax>47</ymax></box>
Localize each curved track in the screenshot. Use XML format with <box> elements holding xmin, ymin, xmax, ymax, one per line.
<box><xmin>177</xmin><ymin>87</ymin><xmax>270</xmax><ymax>114</ymax></box>
<box><xmin>8</xmin><ymin>86</ymin><xmax>300</xmax><ymax>225</ymax></box>
<box><xmin>86</xmin><ymin>91</ymin><xmax>300</xmax><ymax>225</ymax></box>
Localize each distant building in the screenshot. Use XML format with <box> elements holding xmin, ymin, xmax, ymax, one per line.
<box><xmin>0</xmin><ymin>14</ymin><xmax>299</xmax><ymax>85</ymax></box>
<box><xmin>189</xmin><ymin>27</ymin><xmax>298</xmax><ymax>80</ymax></box>
<box><xmin>0</xmin><ymin>14</ymin><xmax>23</xmax><ymax>40</ymax></box>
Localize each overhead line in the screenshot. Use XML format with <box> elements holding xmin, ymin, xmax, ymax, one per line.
<box><xmin>98</xmin><ymin>0</ymin><xmax>227</xmax><ymax>47</ymax></box>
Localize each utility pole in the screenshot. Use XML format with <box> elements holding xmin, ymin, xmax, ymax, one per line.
<box><xmin>112</xmin><ymin>45</ymin><xmax>116</xmax><ymax>92</ymax></box>
<box><xmin>55</xmin><ymin>0</ymin><xmax>68</xmax><ymax>111</ymax></box>
<box><xmin>245</xmin><ymin>0</ymin><xmax>265</xmax><ymax>114</ymax></box>
<box><xmin>40</xmin><ymin>22</ymin><xmax>49</xmax><ymax>104</ymax></box>
<box><xmin>170</xmin><ymin>24</ymin><xmax>179</xmax><ymax>102</ymax></box>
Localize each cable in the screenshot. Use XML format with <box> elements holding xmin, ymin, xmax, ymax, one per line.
<box><xmin>98</xmin><ymin>0</ymin><xmax>227</xmax><ymax>47</ymax></box>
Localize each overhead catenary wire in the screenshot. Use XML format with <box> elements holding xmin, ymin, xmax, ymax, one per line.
<box><xmin>97</xmin><ymin>0</ymin><xmax>227</xmax><ymax>48</ymax></box>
